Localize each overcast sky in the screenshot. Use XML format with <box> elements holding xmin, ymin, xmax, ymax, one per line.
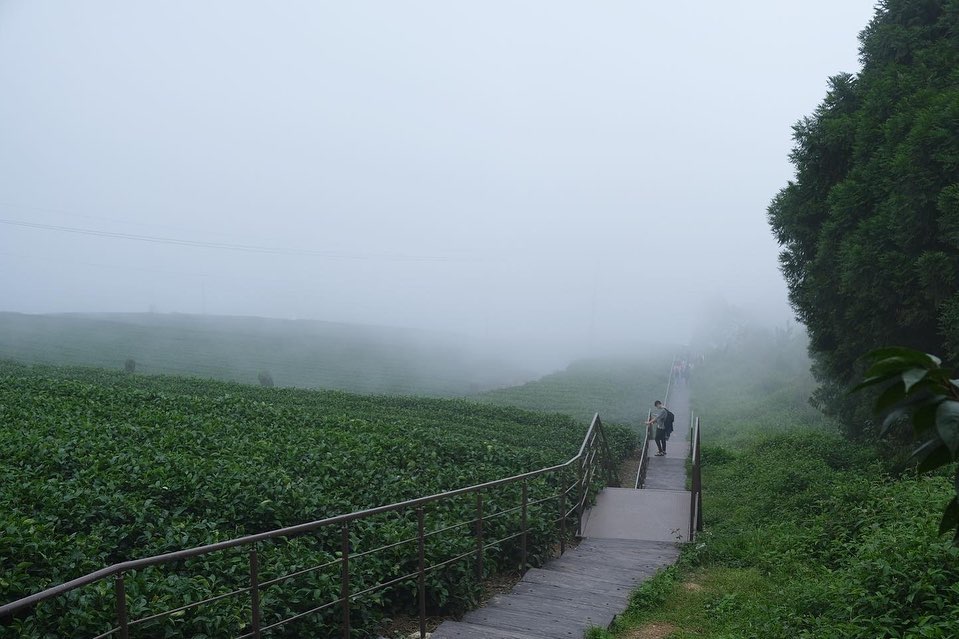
<box><xmin>0</xmin><ymin>1</ymin><xmax>877</xmax><ymax>354</ymax></box>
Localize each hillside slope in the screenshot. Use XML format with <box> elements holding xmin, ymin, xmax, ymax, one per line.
<box><xmin>0</xmin><ymin>312</ymin><xmax>531</xmax><ymax>396</ymax></box>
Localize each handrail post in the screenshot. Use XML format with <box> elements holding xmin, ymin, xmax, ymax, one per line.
<box><xmin>474</xmin><ymin>492</ymin><xmax>484</xmax><ymax>581</ymax></box>
<box><xmin>689</xmin><ymin>454</ymin><xmax>695</xmax><ymax>540</ymax></box>
<box><xmin>575</xmin><ymin>461</ymin><xmax>585</xmax><ymax>537</ymax></box>
<box><xmin>115</xmin><ymin>573</ymin><xmax>129</xmax><ymax>639</ymax></box>
<box><xmin>250</xmin><ymin>546</ymin><xmax>261</xmax><ymax>639</ymax></box>
<box><xmin>559</xmin><ymin>490</ymin><xmax>566</xmax><ymax>555</ymax></box>
<box><xmin>695</xmin><ymin>419</ymin><xmax>703</xmax><ymax>532</ymax></box>
<box><xmin>597</xmin><ymin>417</ymin><xmax>616</xmax><ymax>485</ymax></box>
<box><xmin>417</xmin><ymin>508</ymin><xmax>426</xmax><ymax>639</ymax></box>
<box><xmin>690</xmin><ymin>410</ymin><xmax>694</xmax><ymax>444</ymax></box>
<box><xmin>340</xmin><ymin>524</ymin><xmax>350</xmax><ymax>639</ymax></box>
<box><xmin>688</xmin><ymin>417</ymin><xmax>703</xmax><ymax>540</ymax></box>
<box><xmin>520</xmin><ymin>479</ymin><xmax>528</xmax><ymax>572</ymax></box>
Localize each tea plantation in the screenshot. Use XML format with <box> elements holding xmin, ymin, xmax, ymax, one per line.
<box><xmin>475</xmin><ymin>356</ymin><xmax>672</xmax><ymax>428</ymax></box>
<box><xmin>0</xmin><ymin>360</ymin><xmax>634</xmax><ymax>638</ymax></box>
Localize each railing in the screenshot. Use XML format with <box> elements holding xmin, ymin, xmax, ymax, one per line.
<box><xmin>633</xmin><ymin>411</ymin><xmax>652</xmax><ymax>489</ymax></box>
<box><xmin>689</xmin><ymin>415</ymin><xmax>703</xmax><ymax>541</ymax></box>
<box><xmin>634</xmin><ymin>358</ymin><xmax>676</xmax><ymax>489</ymax></box>
<box><xmin>0</xmin><ymin>415</ymin><xmax>618</xmax><ymax>639</ymax></box>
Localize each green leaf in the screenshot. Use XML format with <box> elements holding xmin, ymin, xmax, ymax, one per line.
<box><xmin>935</xmin><ymin>401</ymin><xmax>959</xmax><ymax>456</ymax></box>
<box><xmin>875</xmin><ymin>381</ymin><xmax>907</xmax><ymax>413</ymax></box>
<box><xmin>902</xmin><ymin>368</ymin><xmax>928</xmax><ymax>392</ymax></box>
<box><xmin>913</xmin><ymin>398</ymin><xmax>946</xmax><ymax>436</ymax></box>
<box><xmin>864</xmin><ymin>358</ymin><xmax>916</xmax><ymax>377</ymax></box>
<box><xmin>916</xmin><ymin>440</ymin><xmax>952</xmax><ymax>474</ymax></box>
<box><xmin>880</xmin><ymin>407</ymin><xmax>909</xmax><ymax>436</ymax></box>
<box><xmin>866</xmin><ymin>347</ymin><xmax>939</xmax><ymax>365</ymax></box>
<box><xmin>851</xmin><ymin>375</ymin><xmax>897</xmax><ymax>393</ymax></box>
<box><xmin>939</xmin><ymin>496</ymin><xmax>959</xmax><ymax>536</ymax></box>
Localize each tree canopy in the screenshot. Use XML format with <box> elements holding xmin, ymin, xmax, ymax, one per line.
<box><xmin>769</xmin><ymin>0</ymin><xmax>959</xmax><ymax>432</ymax></box>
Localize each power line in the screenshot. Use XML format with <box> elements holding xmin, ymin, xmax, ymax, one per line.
<box><xmin>0</xmin><ymin>218</ymin><xmax>480</xmax><ymax>263</ymax></box>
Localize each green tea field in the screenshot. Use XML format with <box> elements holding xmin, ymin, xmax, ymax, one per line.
<box><xmin>475</xmin><ymin>357</ymin><xmax>673</xmax><ymax>428</ymax></box>
<box><xmin>0</xmin><ymin>312</ymin><xmax>532</xmax><ymax>397</ymax></box>
<box><xmin>0</xmin><ymin>360</ymin><xmax>635</xmax><ymax>637</ymax></box>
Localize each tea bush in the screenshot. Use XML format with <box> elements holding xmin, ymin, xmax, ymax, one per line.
<box><xmin>0</xmin><ymin>360</ymin><xmax>634</xmax><ymax>638</ymax></box>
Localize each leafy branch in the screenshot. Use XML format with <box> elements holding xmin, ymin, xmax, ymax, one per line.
<box><xmin>854</xmin><ymin>346</ymin><xmax>959</xmax><ymax>543</ymax></box>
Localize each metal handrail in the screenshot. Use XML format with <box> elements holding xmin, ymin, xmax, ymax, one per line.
<box><xmin>635</xmin><ymin>358</ymin><xmax>675</xmax><ymax>489</ymax></box>
<box><xmin>633</xmin><ymin>413</ymin><xmax>652</xmax><ymax>488</ymax></box>
<box><xmin>1</xmin><ymin>413</ymin><xmax>619</xmax><ymax>639</ymax></box>
<box><xmin>689</xmin><ymin>416</ymin><xmax>703</xmax><ymax>540</ymax></box>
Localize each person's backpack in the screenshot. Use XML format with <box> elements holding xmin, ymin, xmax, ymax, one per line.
<box><xmin>663</xmin><ymin>409</ymin><xmax>675</xmax><ymax>436</ymax></box>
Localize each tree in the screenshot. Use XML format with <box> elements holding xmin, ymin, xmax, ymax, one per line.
<box><xmin>768</xmin><ymin>0</ymin><xmax>959</xmax><ymax>434</ymax></box>
<box><xmin>124</xmin><ymin>358</ymin><xmax>136</xmax><ymax>374</ymax></box>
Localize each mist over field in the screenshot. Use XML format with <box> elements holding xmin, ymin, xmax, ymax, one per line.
<box><xmin>0</xmin><ymin>1</ymin><xmax>877</xmax><ymax>369</ymax></box>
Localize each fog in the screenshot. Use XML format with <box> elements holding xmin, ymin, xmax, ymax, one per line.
<box><xmin>0</xmin><ymin>1</ymin><xmax>876</xmax><ymax>365</ymax></box>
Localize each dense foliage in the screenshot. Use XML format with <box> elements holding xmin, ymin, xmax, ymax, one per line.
<box><xmin>767</xmin><ymin>0</ymin><xmax>959</xmax><ymax>432</ymax></box>
<box><xmin>855</xmin><ymin>346</ymin><xmax>959</xmax><ymax>541</ymax></box>
<box><xmin>0</xmin><ymin>361</ymin><xmax>633</xmax><ymax>638</ymax></box>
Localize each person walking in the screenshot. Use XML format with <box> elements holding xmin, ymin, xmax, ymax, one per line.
<box><xmin>647</xmin><ymin>400</ymin><xmax>669</xmax><ymax>456</ymax></box>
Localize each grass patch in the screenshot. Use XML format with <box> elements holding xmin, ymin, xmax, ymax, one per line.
<box><xmin>594</xmin><ymin>434</ymin><xmax>959</xmax><ymax>638</ymax></box>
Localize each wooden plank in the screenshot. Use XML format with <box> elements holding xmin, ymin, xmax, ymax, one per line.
<box><xmin>561</xmin><ymin>547</ymin><xmax>677</xmax><ymax>567</ymax></box>
<box><xmin>462</xmin><ymin>606</ymin><xmax>599</xmax><ymax>638</ymax></box>
<box><xmin>490</xmin><ymin>590</ymin><xmax>617</xmax><ymax>615</ymax></box>
<box><xmin>520</xmin><ymin>567</ymin><xmax>634</xmax><ymax>595</ymax></box>
<box><xmin>488</xmin><ymin>592</ymin><xmax>619</xmax><ymax>627</ymax></box>
<box><xmin>573</xmin><ymin>542</ymin><xmax>680</xmax><ymax>558</ymax></box>
<box><xmin>434</xmin><ymin>477</ymin><xmax>690</xmax><ymax>639</ymax></box>
<box><xmin>546</xmin><ymin>554</ymin><xmax>666</xmax><ymax>575</ymax></box>
<box><xmin>540</xmin><ymin>561</ymin><xmax>653</xmax><ymax>585</ymax></box>
<box><xmin>643</xmin><ymin>457</ymin><xmax>688</xmax><ymax>490</ymax></box>
<box><xmin>509</xmin><ymin>580</ymin><xmax>628</xmax><ymax>607</ymax></box>
<box><xmin>432</xmin><ymin>620</ymin><xmax>552</xmax><ymax>639</ymax></box>
<box><xmin>575</xmin><ymin>538</ymin><xmax>680</xmax><ymax>552</ymax></box>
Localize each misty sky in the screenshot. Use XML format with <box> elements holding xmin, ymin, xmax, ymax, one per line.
<box><xmin>0</xmin><ymin>1</ymin><xmax>877</xmax><ymax>353</ymax></box>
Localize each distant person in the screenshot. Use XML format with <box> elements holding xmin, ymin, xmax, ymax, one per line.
<box><xmin>646</xmin><ymin>400</ymin><xmax>669</xmax><ymax>456</ymax></box>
